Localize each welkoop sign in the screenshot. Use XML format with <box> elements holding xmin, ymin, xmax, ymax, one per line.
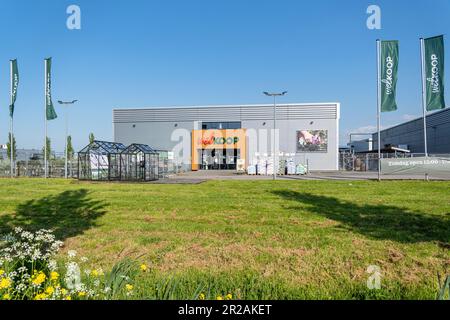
<box><xmin>424</xmin><ymin>35</ymin><xmax>445</xmax><ymax>111</ymax></box>
<box><xmin>380</xmin><ymin>40</ymin><xmax>399</xmax><ymax>112</ymax></box>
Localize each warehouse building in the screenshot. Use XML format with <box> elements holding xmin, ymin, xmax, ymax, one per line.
<box><xmin>372</xmin><ymin>107</ymin><xmax>450</xmax><ymax>154</ymax></box>
<box><xmin>113</xmin><ymin>103</ymin><xmax>340</xmax><ymax>171</ymax></box>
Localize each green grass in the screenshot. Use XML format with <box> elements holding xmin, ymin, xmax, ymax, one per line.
<box><xmin>0</xmin><ymin>178</ymin><xmax>449</xmax><ymax>299</ymax></box>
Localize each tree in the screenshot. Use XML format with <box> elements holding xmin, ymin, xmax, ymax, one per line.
<box><xmin>89</xmin><ymin>133</ymin><xmax>95</xmax><ymax>144</ymax></box>
<box><xmin>7</xmin><ymin>133</ymin><xmax>16</xmax><ymax>161</ymax></box>
<box><xmin>43</xmin><ymin>137</ymin><xmax>52</xmax><ymax>160</ymax></box>
<box><xmin>66</xmin><ymin>135</ymin><xmax>74</xmax><ymax>160</ymax></box>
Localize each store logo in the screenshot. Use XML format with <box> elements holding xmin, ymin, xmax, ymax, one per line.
<box><xmin>427</xmin><ymin>54</ymin><xmax>441</xmax><ymax>93</ymax></box>
<box><xmin>382</xmin><ymin>56</ymin><xmax>394</xmax><ymax>95</ymax></box>
<box><xmin>199</xmin><ymin>136</ymin><xmax>239</xmax><ymax>146</ymax></box>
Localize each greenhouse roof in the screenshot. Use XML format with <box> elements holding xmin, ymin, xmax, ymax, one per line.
<box><xmin>122</xmin><ymin>143</ymin><xmax>158</xmax><ymax>154</ymax></box>
<box><xmin>78</xmin><ymin>140</ymin><xmax>127</xmax><ymax>154</ymax></box>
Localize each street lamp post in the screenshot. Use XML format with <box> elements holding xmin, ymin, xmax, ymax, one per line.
<box><xmin>57</xmin><ymin>100</ymin><xmax>78</xmax><ymax>178</ymax></box>
<box><xmin>263</xmin><ymin>91</ymin><xmax>287</xmax><ymax>180</ymax></box>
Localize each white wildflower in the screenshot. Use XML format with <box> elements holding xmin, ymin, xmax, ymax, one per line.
<box><xmin>67</xmin><ymin>250</ymin><xmax>77</xmax><ymax>258</ymax></box>
<box><xmin>48</xmin><ymin>260</ymin><xmax>58</xmax><ymax>271</ymax></box>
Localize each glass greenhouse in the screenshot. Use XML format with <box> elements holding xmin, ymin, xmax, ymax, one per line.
<box><xmin>77</xmin><ymin>140</ymin><xmax>126</xmax><ymax>181</ymax></box>
<box><xmin>120</xmin><ymin>144</ymin><xmax>159</xmax><ymax>181</ymax></box>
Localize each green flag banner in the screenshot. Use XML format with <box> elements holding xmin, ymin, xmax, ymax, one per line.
<box><xmin>424</xmin><ymin>35</ymin><xmax>445</xmax><ymax>111</ymax></box>
<box><xmin>380</xmin><ymin>40</ymin><xmax>399</xmax><ymax>112</ymax></box>
<box><xmin>45</xmin><ymin>58</ymin><xmax>57</xmax><ymax>120</ymax></box>
<box><xmin>9</xmin><ymin>59</ymin><xmax>19</xmax><ymax>118</ymax></box>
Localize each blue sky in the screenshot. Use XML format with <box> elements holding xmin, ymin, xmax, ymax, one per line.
<box><xmin>0</xmin><ymin>0</ymin><xmax>449</xmax><ymax>151</ymax></box>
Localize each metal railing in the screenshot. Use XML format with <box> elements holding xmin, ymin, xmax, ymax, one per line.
<box><xmin>0</xmin><ymin>156</ymin><xmax>189</xmax><ymax>179</ymax></box>
<box><xmin>339</xmin><ymin>152</ymin><xmax>450</xmax><ymax>172</ymax></box>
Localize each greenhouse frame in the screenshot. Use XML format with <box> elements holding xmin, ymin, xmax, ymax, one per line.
<box><xmin>119</xmin><ymin>143</ymin><xmax>159</xmax><ymax>181</ymax></box>
<box><xmin>77</xmin><ymin>140</ymin><xmax>126</xmax><ymax>181</ymax></box>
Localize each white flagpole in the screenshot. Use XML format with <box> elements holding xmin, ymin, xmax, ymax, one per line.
<box><xmin>10</xmin><ymin>61</ymin><xmax>14</xmax><ymax>178</ymax></box>
<box><xmin>377</xmin><ymin>39</ymin><xmax>381</xmax><ymax>181</ymax></box>
<box><xmin>44</xmin><ymin>59</ymin><xmax>48</xmax><ymax>179</ymax></box>
<box><xmin>420</xmin><ymin>38</ymin><xmax>428</xmax><ymax>158</ymax></box>
<box><xmin>65</xmin><ymin>106</ymin><xmax>68</xmax><ymax>179</ymax></box>
<box><xmin>420</xmin><ymin>38</ymin><xmax>430</xmax><ymax>181</ymax></box>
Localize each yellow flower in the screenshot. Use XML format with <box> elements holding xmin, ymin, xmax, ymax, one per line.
<box><xmin>216</xmin><ymin>295</ymin><xmax>223</xmax><ymax>300</ymax></box>
<box><xmin>34</xmin><ymin>293</ymin><xmax>47</xmax><ymax>300</ymax></box>
<box><xmin>45</xmin><ymin>286</ymin><xmax>55</xmax><ymax>295</ymax></box>
<box><xmin>0</xmin><ymin>278</ymin><xmax>12</xmax><ymax>289</ymax></box>
<box><xmin>32</xmin><ymin>272</ymin><xmax>46</xmax><ymax>286</ymax></box>
<box><xmin>3</xmin><ymin>293</ymin><xmax>11</xmax><ymax>300</ymax></box>
<box><xmin>78</xmin><ymin>291</ymin><xmax>86</xmax><ymax>297</ymax></box>
<box><xmin>140</xmin><ymin>264</ymin><xmax>148</xmax><ymax>272</ymax></box>
<box><xmin>199</xmin><ymin>293</ymin><xmax>205</xmax><ymax>300</ymax></box>
<box><xmin>65</xmin><ymin>296</ymin><xmax>72</xmax><ymax>300</ymax></box>
<box><xmin>226</xmin><ymin>293</ymin><xmax>232</xmax><ymax>300</ymax></box>
<box><xmin>50</xmin><ymin>271</ymin><xmax>59</xmax><ymax>281</ymax></box>
<box><xmin>125</xmin><ymin>284</ymin><xmax>133</xmax><ymax>291</ymax></box>
<box><xmin>0</xmin><ymin>269</ymin><xmax>4</xmax><ymax>276</ymax></box>
<box><xmin>91</xmin><ymin>269</ymin><xmax>99</xmax><ymax>277</ymax></box>
<box><xmin>61</xmin><ymin>288</ymin><xmax>67</xmax><ymax>295</ymax></box>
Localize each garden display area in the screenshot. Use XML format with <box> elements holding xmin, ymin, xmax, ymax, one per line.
<box><xmin>0</xmin><ymin>178</ymin><xmax>449</xmax><ymax>300</ymax></box>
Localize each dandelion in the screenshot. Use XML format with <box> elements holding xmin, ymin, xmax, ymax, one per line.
<box><xmin>199</xmin><ymin>293</ymin><xmax>205</xmax><ymax>300</ymax></box>
<box><xmin>226</xmin><ymin>293</ymin><xmax>232</xmax><ymax>300</ymax></box>
<box><xmin>0</xmin><ymin>277</ymin><xmax>12</xmax><ymax>289</ymax></box>
<box><xmin>2</xmin><ymin>293</ymin><xmax>11</xmax><ymax>300</ymax></box>
<box><xmin>125</xmin><ymin>284</ymin><xmax>133</xmax><ymax>291</ymax></box>
<box><xmin>65</xmin><ymin>296</ymin><xmax>72</xmax><ymax>300</ymax></box>
<box><xmin>45</xmin><ymin>286</ymin><xmax>55</xmax><ymax>295</ymax></box>
<box><xmin>78</xmin><ymin>291</ymin><xmax>86</xmax><ymax>297</ymax></box>
<box><xmin>61</xmin><ymin>288</ymin><xmax>68</xmax><ymax>295</ymax></box>
<box><xmin>50</xmin><ymin>271</ymin><xmax>59</xmax><ymax>281</ymax></box>
<box><xmin>216</xmin><ymin>295</ymin><xmax>223</xmax><ymax>300</ymax></box>
<box><xmin>34</xmin><ymin>293</ymin><xmax>47</xmax><ymax>300</ymax></box>
<box><xmin>0</xmin><ymin>269</ymin><xmax>4</xmax><ymax>276</ymax></box>
<box><xmin>91</xmin><ymin>269</ymin><xmax>99</xmax><ymax>277</ymax></box>
<box><xmin>140</xmin><ymin>264</ymin><xmax>148</xmax><ymax>272</ymax></box>
<box><xmin>32</xmin><ymin>272</ymin><xmax>46</xmax><ymax>286</ymax></box>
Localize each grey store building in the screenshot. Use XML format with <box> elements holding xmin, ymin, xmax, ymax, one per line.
<box><xmin>372</xmin><ymin>107</ymin><xmax>450</xmax><ymax>154</ymax></box>
<box><xmin>113</xmin><ymin>103</ymin><xmax>340</xmax><ymax>171</ymax></box>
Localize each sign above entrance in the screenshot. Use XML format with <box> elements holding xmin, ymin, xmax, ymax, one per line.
<box><xmin>199</xmin><ymin>136</ymin><xmax>239</xmax><ymax>147</ymax></box>
<box><xmin>193</xmin><ymin>129</ymin><xmax>246</xmax><ymax>149</ymax></box>
<box><xmin>191</xmin><ymin>129</ymin><xmax>247</xmax><ymax>171</ymax></box>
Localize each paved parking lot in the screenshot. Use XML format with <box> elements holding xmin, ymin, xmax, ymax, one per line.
<box><xmin>161</xmin><ymin>170</ymin><xmax>450</xmax><ymax>183</ymax></box>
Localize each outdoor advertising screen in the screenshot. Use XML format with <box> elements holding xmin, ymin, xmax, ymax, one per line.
<box><xmin>296</xmin><ymin>130</ymin><xmax>328</xmax><ymax>152</ymax></box>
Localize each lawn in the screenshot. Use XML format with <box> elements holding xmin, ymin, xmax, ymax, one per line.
<box><xmin>0</xmin><ymin>178</ymin><xmax>449</xmax><ymax>299</ymax></box>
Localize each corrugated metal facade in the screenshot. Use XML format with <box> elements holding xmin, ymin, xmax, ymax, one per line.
<box><xmin>113</xmin><ymin>103</ymin><xmax>339</xmax><ymax>123</ymax></box>
<box><xmin>372</xmin><ymin>107</ymin><xmax>450</xmax><ymax>154</ymax></box>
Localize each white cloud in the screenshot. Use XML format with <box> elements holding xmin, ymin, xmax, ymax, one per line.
<box><xmin>349</xmin><ymin>125</ymin><xmax>378</xmax><ymax>134</ymax></box>
<box><xmin>401</xmin><ymin>114</ymin><xmax>418</xmax><ymax>121</ymax></box>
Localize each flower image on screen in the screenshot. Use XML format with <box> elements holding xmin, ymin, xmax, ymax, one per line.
<box><xmin>296</xmin><ymin>130</ymin><xmax>328</xmax><ymax>152</ymax></box>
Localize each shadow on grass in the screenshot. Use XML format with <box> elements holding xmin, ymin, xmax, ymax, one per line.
<box><xmin>272</xmin><ymin>190</ymin><xmax>450</xmax><ymax>244</ymax></box>
<box><xmin>0</xmin><ymin>189</ymin><xmax>106</xmax><ymax>241</ymax></box>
